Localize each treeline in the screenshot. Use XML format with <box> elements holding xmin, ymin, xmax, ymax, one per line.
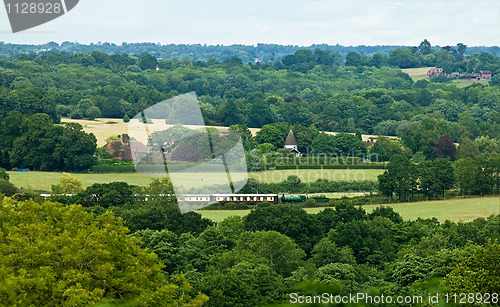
<box><xmin>378</xmin><ymin>154</ymin><xmax>500</xmax><ymax>201</ymax></box>
<box><xmin>0</xmin><ymin>112</ymin><xmax>97</xmax><ymax>171</ymax></box>
<box><xmin>345</xmin><ymin>40</ymin><xmax>500</xmax><ymax>74</ymax></box>
<box><xmin>1</xmin><ymin>47</ymin><xmax>499</xmax><ymax>139</ymax></box>
<box><xmin>2</xmin><ymin>186</ymin><xmax>498</xmax><ymax>306</ymax></box>
<box><xmin>2</xmin><ymin>40</ymin><xmax>500</xmax><ymax>62</ymax></box>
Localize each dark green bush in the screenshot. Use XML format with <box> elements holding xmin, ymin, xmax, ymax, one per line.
<box><xmin>0</xmin><ymin>179</ymin><xmax>18</xmax><ymax>196</ymax></box>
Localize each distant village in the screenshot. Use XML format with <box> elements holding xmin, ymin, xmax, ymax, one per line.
<box><xmin>427</xmin><ymin>67</ymin><xmax>492</xmax><ymax>80</ymax></box>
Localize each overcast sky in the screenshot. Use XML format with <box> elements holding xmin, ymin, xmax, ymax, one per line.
<box><xmin>1</xmin><ymin>0</ymin><xmax>499</xmax><ymax>46</ymax></box>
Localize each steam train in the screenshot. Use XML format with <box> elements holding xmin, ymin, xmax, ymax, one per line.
<box><xmin>40</xmin><ymin>193</ymin><xmax>329</xmax><ymax>205</ymax></box>
<box><xmin>182</xmin><ymin>194</ymin><xmax>329</xmax><ymax>204</ymax></box>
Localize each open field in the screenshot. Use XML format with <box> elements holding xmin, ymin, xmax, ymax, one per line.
<box><xmin>401</xmin><ymin>67</ymin><xmax>490</xmax><ymax>88</ymax></box>
<box><xmin>9</xmin><ymin>171</ymin><xmax>241</xmax><ymax>191</ymax></box>
<box><xmin>197</xmin><ymin>197</ymin><xmax>500</xmax><ymax>223</ymax></box>
<box><xmin>8</xmin><ymin>171</ymin><xmax>165</xmax><ymax>191</ymax></box>
<box><xmin>306</xmin><ymin>192</ymin><xmax>370</xmax><ymax>198</ymax></box>
<box><xmin>251</xmin><ymin>169</ymin><xmax>383</xmax><ymax>183</ymax></box>
<box><xmin>451</xmin><ymin>79</ymin><xmax>489</xmax><ymax>88</ymax></box>
<box><xmin>8</xmin><ymin>169</ymin><xmax>382</xmax><ymax>191</ymax></box>
<box><xmin>402</xmin><ymin>67</ymin><xmax>434</xmax><ymax>81</ymax></box>
<box><xmin>62</xmin><ymin>118</ymin><xmax>394</xmax><ymax>147</ymax></box>
<box><xmin>61</xmin><ymin>118</ymin><xmax>252</xmax><ymax>147</ymax></box>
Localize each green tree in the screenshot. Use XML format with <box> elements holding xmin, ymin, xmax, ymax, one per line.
<box><xmin>0</xmin><ymin>180</ymin><xmax>18</xmax><ymax>196</ymax></box>
<box><xmin>311</xmin><ymin>132</ymin><xmax>336</xmax><ymax>155</ymax></box>
<box><xmin>345</xmin><ymin>51</ymin><xmax>363</xmax><ymax>67</ymax></box>
<box><xmin>377</xmin><ymin>170</ymin><xmax>395</xmax><ymax>199</ymax></box>
<box><xmin>444</xmin><ymin>241</ymin><xmax>500</xmax><ymax>293</ymax></box>
<box><xmin>379</xmin><ymin>154</ymin><xmax>418</xmax><ymax>201</ymax></box>
<box><xmin>255</xmin><ymin>123</ymin><xmax>289</xmax><ymax>150</ymax></box>
<box><xmin>244</xmin><ymin>205</ymin><xmax>323</xmax><ymax>253</ymax></box>
<box><xmin>292</xmin><ymin>124</ymin><xmax>318</xmax><ymax>153</ymax></box>
<box><xmin>311</xmin><ymin>238</ymin><xmax>357</xmax><ymax>267</ymax></box>
<box><xmin>418</xmin><ymin>39</ymin><xmax>433</xmax><ymax>55</ymax></box>
<box><xmin>474</xmin><ymin>136</ymin><xmax>500</xmax><ymax>157</ymax></box>
<box><xmin>85</xmin><ymin>106</ymin><xmax>101</xmax><ymax>120</ymax></box>
<box><xmin>0</xmin><ymin>198</ymin><xmax>208</xmax><ymax>306</ymax></box>
<box><xmin>419</xmin><ymin>158</ymin><xmax>455</xmax><ymax>198</ymax></box>
<box><xmin>0</xmin><ymin>111</ymin><xmax>23</xmax><ymax>168</ymax></box>
<box><xmin>0</xmin><ymin>167</ymin><xmax>9</xmax><ymax>181</ymax></box>
<box><xmin>222</xmin><ymin>100</ymin><xmax>242</xmax><ymax>126</ymax></box>
<box><xmin>455</xmin><ymin>157</ymin><xmax>490</xmax><ymax>195</ymax></box>
<box><xmin>314</xmin><ymin>263</ymin><xmax>358</xmax><ymax>293</ymax></box>
<box><xmin>247</xmin><ymin>98</ymin><xmax>275</xmax><ymax>128</ymax></box>
<box><xmin>54</xmin><ymin>123</ymin><xmax>97</xmax><ymax>171</ymax></box>
<box><xmin>232</xmin><ymin>231</ymin><xmax>306</xmax><ymax>277</ymax></box>
<box><xmin>368</xmin><ymin>136</ymin><xmax>404</xmax><ymax>162</ymax></box>
<box><xmin>457</xmin><ymin>136</ymin><xmax>479</xmax><ymax>159</ymax></box>
<box><xmin>9</xmin><ymin>113</ymin><xmax>54</xmax><ymax>170</ymax></box>
<box><xmin>138</xmin><ymin>53</ymin><xmax>158</xmax><ymax>70</ymax></box>
<box><xmin>392</xmin><ymin>254</ymin><xmax>432</xmax><ymax>287</ymax></box>
<box><xmin>331</xmin><ymin>132</ymin><xmax>367</xmax><ymax>155</ymax></box>
<box><xmin>229</xmin><ymin>124</ymin><xmax>255</xmax><ymax>151</ymax></box>
<box><xmin>76</xmin><ymin>181</ymin><xmax>136</xmax><ymax>208</ymax></box>
<box><xmin>200</xmin><ymin>261</ymin><xmax>283</xmax><ymax>307</ymax></box>
<box><xmin>51</xmin><ymin>173</ymin><xmax>84</xmax><ymax>194</ymax></box>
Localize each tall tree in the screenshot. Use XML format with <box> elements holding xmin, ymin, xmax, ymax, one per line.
<box><xmin>379</xmin><ymin>154</ymin><xmax>418</xmax><ymax>201</ymax></box>
<box><xmin>418</xmin><ymin>39</ymin><xmax>433</xmax><ymax>55</ymax></box>
<box><xmin>0</xmin><ymin>198</ymin><xmax>208</xmax><ymax>306</ymax></box>
<box><xmin>434</xmin><ymin>134</ymin><xmax>456</xmax><ymax>161</ymax></box>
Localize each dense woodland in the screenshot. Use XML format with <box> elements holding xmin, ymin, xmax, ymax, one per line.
<box><xmin>0</xmin><ymin>182</ymin><xmax>498</xmax><ymax>306</ymax></box>
<box><xmin>0</xmin><ymin>42</ymin><xmax>499</xmax><ymax>306</ymax></box>
<box><xmin>2</xmin><ymin>40</ymin><xmax>500</xmax><ymax>63</ymax></box>
<box><xmin>0</xmin><ymin>41</ymin><xmax>499</xmax><ymax>172</ymax></box>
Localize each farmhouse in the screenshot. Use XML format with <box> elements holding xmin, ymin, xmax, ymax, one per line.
<box><xmin>459</xmin><ymin>71</ymin><xmax>491</xmax><ymax>80</ymax></box>
<box><xmin>460</xmin><ymin>73</ymin><xmax>481</xmax><ymax>80</ymax></box>
<box><xmin>480</xmin><ymin>70</ymin><xmax>492</xmax><ymax>79</ymax></box>
<box><xmin>427</xmin><ymin>67</ymin><xmax>444</xmax><ymax>77</ymax></box>
<box><xmin>364</xmin><ymin>136</ymin><xmax>378</xmax><ymax>148</ymax></box>
<box><xmin>104</xmin><ymin>134</ymin><xmax>148</xmax><ymax>161</ymax></box>
<box><xmin>284</xmin><ymin>130</ymin><xmax>300</xmax><ymax>157</ymax></box>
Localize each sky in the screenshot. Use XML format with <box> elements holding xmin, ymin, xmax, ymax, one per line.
<box><xmin>1</xmin><ymin>0</ymin><xmax>499</xmax><ymax>46</ymax></box>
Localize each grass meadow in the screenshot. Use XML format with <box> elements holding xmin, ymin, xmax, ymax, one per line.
<box><xmin>8</xmin><ymin>169</ymin><xmax>383</xmax><ymax>192</ymax></box>
<box><xmin>402</xmin><ymin>67</ymin><xmax>490</xmax><ymax>88</ymax></box>
<box><xmin>197</xmin><ymin>197</ymin><xmax>500</xmax><ymax>223</ymax></box>
<box><xmin>402</xmin><ymin>67</ymin><xmax>434</xmax><ymax>81</ymax></box>
<box><xmin>7</xmin><ymin>170</ymin><xmax>498</xmax><ymax>223</ymax></box>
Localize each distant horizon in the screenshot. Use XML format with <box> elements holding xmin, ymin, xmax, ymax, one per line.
<box><xmin>1</xmin><ymin>0</ymin><xmax>499</xmax><ymax>47</ymax></box>
<box><xmin>2</xmin><ymin>41</ymin><xmax>500</xmax><ymax>48</ymax></box>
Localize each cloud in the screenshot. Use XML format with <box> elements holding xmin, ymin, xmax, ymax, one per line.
<box><xmin>1</xmin><ymin>0</ymin><xmax>499</xmax><ymax>46</ymax></box>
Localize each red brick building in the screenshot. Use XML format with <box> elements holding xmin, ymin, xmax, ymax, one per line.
<box><xmin>427</xmin><ymin>67</ymin><xmax>444</xmax><ymax>77</ymax></box>
<box><xmin>104</xmin><ymin>134</ymin><xmax>148</xmax><ymax>161</ymax></box>
<box><xmin>480</xmin><ymin>70</ymin><xmax>492</xmax><ymax>80</ymax></box>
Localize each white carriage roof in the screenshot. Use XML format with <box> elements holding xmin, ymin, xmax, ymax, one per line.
<box><xmin>211</xmin><ymin>194</ymin><xmax>278</xmax><ymax>197</ymax></box>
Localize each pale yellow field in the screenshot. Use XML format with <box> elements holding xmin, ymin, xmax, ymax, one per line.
<box><xmin>61</xmin><ymin>118</ymin><xmax>394</xmax><ymax>147</ymax></box>
<box><xmin>402</xmin><ymin>67</ymin><xmax>434</xmax><ymax>81</ymax></box>
<box><xmin>61</xmin><ymin>118</ymin><xmax>244</xmax><ymax>147</ymax></box>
